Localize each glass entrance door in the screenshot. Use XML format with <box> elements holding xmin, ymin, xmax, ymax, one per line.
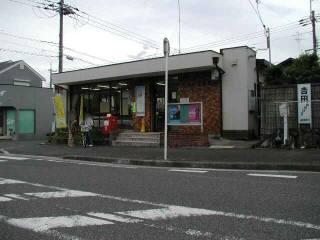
<box><xmin>152</xmin><ymin>81</ymin><xmax>165</xmax><ymax>132</ymax></box>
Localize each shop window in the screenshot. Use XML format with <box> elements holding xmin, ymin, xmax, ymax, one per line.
<box><xmin>121</xmin><ymin>90</ymin><xmax>131</xmax><ymax>116</ymax></box>
<box><xmin>19</xmin><ymin>110</ymin><xmax>35</xmax><ymax>134</ymax></box>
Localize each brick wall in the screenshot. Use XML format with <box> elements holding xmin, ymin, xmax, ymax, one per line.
<box><xmin>172</xmin><ymin>71</ymin><xmax>221</xmax><ymax>132</ymax></box>
<box><xmin>167</xmin><ymin>71</ymin><xmax>222</xmax><ymax>146</ymax></box>
<box><xmin>130</xmin><ymin>71</ymin><xmax>222</xmax><ymax>147</ymax></box>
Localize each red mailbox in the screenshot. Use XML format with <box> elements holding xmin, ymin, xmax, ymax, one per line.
<box><xmin>103</xmin><ymin>114</ymin><xmax>118</xmax><ymax>135</ymax></box>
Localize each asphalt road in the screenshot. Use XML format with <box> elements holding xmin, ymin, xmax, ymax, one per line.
<box><xmin>0</xmin><ymin>154</ymin><xmax>319</xmax><ymax>240</ymax></box>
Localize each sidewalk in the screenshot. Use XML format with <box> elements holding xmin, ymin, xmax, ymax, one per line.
<box><xmin>1</xmin><ymin>140</ymin><xmax>320</xmax><ymax>171</ymax></box>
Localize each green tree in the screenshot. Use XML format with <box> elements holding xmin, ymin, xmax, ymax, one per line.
<box><xmin>264</xmin><ymin>54</ymin><xmax>320</xmax><ymax>85</ymax></box>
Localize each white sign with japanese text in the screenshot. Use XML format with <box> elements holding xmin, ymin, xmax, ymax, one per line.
<box><xmin>135</xmin><ymin>86</ymin><xmax>145</xmax><ymax>117</ymax></box>
<box><xmin>297</xmin><ymin>83</ymin><xmax>312</xmax><ymax>125</ymax></box>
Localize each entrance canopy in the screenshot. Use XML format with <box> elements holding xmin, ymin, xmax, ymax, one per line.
<box><xmin>52</xmin><ymin>51</ymin><xmax>222</xmax><ymax>85</ymax></box>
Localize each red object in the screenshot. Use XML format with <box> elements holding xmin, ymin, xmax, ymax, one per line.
<box><xmin>103</xmin><ymin>115</ymin><xmax>118</xmax><ymax>135</ymax></box>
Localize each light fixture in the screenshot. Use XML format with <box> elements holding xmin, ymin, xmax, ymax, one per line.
<box><xmin>97</xmin><ymin>85</ymin><xmax>110</xmax><ymax>88</ymax></box>
<box><xmin>81</xmin><ymin>87</ymin><xmax>89</xmax><ymax>90</ymax></box>
<box><xmin>156</xmin><ymin>82</ymin><xmax>165</xmax><ymax>86</ymax></box>
<box><xmin>112</xmin><ymin>86</ymin><xmax>119</xmax><ymax>89</ymax></box>
<box><xmin>92</xmin><ymin>88</ymin><xmax>100</xmax><ymax>91</ymax></box>
<box><xmin>118</xmin><ymin>82</ymin><xmax>128</xmax><ymax>86</ymax></box>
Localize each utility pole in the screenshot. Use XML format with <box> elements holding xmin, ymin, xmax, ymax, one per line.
<box><xmin>59</xmin><ymin>0</ymin><xmax>64</xmax><ymax>73</ymax></box>
<box><xmin>49</xmin><ymin>63</ymin><xmax>53</xmax><ymax>88</ymax></box>
<box><xmin>311</xmin><ymin>10</ymin><xmax>317</xmax><ymax>55</ymax></box>
<box><xmin>266</xmin><ymin>28</ymin><xmax>272</xmax><ymax>66</ymax></box>
<box><xmin>178</xmin><ymin>0</ymin><xmax>181</xmax><ymax>53</ymax></box>
<box><xmin>163</xmin><ymin>38</ymin><xmax>170</xmax><ymax>161</ymax></box>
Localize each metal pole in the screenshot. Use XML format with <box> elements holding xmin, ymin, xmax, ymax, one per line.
<box><xmin>178</xmin><ymin>0</ymin><xmax>181</xmax><ymax>53</ymax></box>
<box><xmin>49</xmin><ymin>63</ymin><xmax>52</xmax><ymax>88</ymax></box>
<box><xmin>59</xmin><ymin>0</ymin><xmax>64</xmax><ymax>73</ymax></box>
<box><xmin>311</xmin><ymin>11</ymin><xmax>317</xmax><ymax>55</ymax></box>
<box><xmin>163</xmin><ymin>38</ymin><xmax>170</xmax><ymax>161</ymax></box>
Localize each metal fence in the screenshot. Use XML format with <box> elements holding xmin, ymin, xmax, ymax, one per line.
<box><xmin>260</xmin><ymin>84</ymin><xmax>320</xmax><ymax>146</ymax></box>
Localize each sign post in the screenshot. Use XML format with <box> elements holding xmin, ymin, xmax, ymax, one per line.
<box><xmin>279</xmin><ymin>103</ymin><xmax>289</xmax><ymax>145</ymax></box>
<box><xmin>297</xmin><ymin>84</ymin><xmax>312</xmax><ymax>127</ymax></box>
<box><xmin>163</xmin><ymin>38</ymin><xmax>170</xmax><ymax>161</ymax></box>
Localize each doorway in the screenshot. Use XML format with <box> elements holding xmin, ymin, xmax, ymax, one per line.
<box><xmin>152</xmin><ymin>81</ymin><xmax>165</xmax><ymax>132</ymax></box>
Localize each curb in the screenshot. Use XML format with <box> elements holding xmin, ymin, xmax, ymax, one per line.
<box><xmin>64</xmin><ymin>155</ymin><xmax>320</xmax><ymax>172</ymax></box>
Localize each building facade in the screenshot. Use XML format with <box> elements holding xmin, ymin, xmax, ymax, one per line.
<box><xmin>0</xmin><ymin>60</ymin><xmax>54</xmax><ymax>140</ymax></box>
<box><xmin>53</xmin><ymin>47</ymin><xmax>260</xmax><ymax>146</ymax></box>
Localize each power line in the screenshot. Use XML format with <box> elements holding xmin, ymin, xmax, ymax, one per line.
<box><xmin>0</xmin><ymin>31</ymin><xmax>113</xmax><ymax>64</ymax></box>
<box><xmin>178</xmin><ymin>21</ymin><xmax>305</xmax><ymax>53</ymax></box>
<box><xmin>38</xmin><ymin>0</ymin><xmax>161</xmax><ymax>49</ymax></box>
<box><xmin>0</xmin><ymin>47</ymin><xmax>57</xmax><ymax>57</ymax></box>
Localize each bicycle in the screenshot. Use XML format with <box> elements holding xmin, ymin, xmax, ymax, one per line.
<box><xmin>80</xmin><ymin>125</ymin><xmax>90</xmax><ymax>148</ymax></box>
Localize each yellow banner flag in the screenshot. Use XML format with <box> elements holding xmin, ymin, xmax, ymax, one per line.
<box><xmin>53</xmin><ymin>95</ymin><xmax>67</xmax><ymax>129</ymax></box>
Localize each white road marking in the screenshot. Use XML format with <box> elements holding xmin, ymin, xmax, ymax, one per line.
<box><xmin>0</xmin><ymin>156</ymin><xmax>29</xmax><ymax>160</ymax></box>
<box><xmin>3</xmin><ymin>177</ymin><xmax>320</xmax><ymax>233</ymax></box>
<box><xmin>169</xmin><ymin>169</ymin><xmax>208</xmax><ymax>173</ymax></box>
<box><xmin>87</xmin><ymin>212</ymin><xmax>142</xmax><ymax>223</ymax></box>
<box><xmin>118</xmin><ymin>206</ymin><xmax>215</xmax><ymax>220</ymax></box>
<box><xmin>118</xmin><ymin>205</ymin><xmax>320</xmax><ymax>230</ymax></box>
<box><xmin>0</xmin><ymin>196</ymin><xmax>13</xmax><ymax>202</ymax></box>
<box><xmin>0</xmin><ymin>179</ymin><xmax>26</xmax><ymax>185</ymax></box>
<box><xmin>3</xmin><ymin>194</ymin><xmax>29</xmax><ymax>200</ymax></box>
<box><xmin>25</xmin><ymin>190</ymin><xmax>99</xmax><ymax>199</ymax></box>
<box><xmin>38</xmin><ymin>158</ymin><xmax>137</xmax><ymax>169</ymax></box>
<box><xmin>7</xmin><ymin>215</ymin><xmax>114</xmax><ymax>232</ymax></box>
<box><xmin>247</xmin><ymin>173</ymin><xmax>297</xmax><ymax>179</ymax></box>
<box><xmin>0</xmin><ymin>160</ymin><xmax>7</xmax><ymax>162</ymax></box>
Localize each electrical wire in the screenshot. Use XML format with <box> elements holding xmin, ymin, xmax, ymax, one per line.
<box><xmin>178</xmin><ymin>23</ymin><xmax>305</xmax><ymax>53</ymax></box>
<box><xmin>0</xmin><ymin>31</ymin><xmax>113</xmax><ymax>64</ymax></box>
<box><xmin>0</xmin><ymin>47</ymin><xmax>57</xmax><ymax>57</ymax></box>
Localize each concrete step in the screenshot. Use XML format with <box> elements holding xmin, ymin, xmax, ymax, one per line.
<box><xmin>118</xmin><ymin>132</ymin><xmax>161</xmax><ymax>137</ymax></box>
<box><xmin>112</xmin><ymin>140</ymin><xmax>160</xmax><ymax>147</ymax></box>
<box><xmin>116</xmin><ymin>136</ymin><xmax>160</xmax><ymax>142</ymax></box>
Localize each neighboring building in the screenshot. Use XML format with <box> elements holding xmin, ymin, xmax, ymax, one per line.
<box><xmin>0</xmin><ymin>60</ymin><xmax>54</xmax><ymax>140</ymax></box>
<box><xmin>52</xmin><ymin>46</ymin><xmax>264</xmax><ymax>146</ymax></box>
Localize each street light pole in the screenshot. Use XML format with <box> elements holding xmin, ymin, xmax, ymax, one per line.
<box><xmin>178</xmin><ymin>0</ymin><xmax>181</xmax><ymax>53</ymax></box>
<box><xmin>59</xmin><ymin>0</ymin><xmax>64</xmax><ymax>73</ymax></box>
<box><xmin>163</xmin><ymin>38</ymin><xmax>170</xmax><ymax>161</ymax></box>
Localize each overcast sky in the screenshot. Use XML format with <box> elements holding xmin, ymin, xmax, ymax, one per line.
<box><xmin>0</xmin><ymin>0</ymin><xmax>319</xmax><ymax>86</ymax></box>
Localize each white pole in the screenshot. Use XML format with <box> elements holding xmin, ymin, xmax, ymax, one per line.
<box><xmin>178</xmin><ymin>0</ymin><xmax>181</xmax><ymax>53</ymax></box>
<box><xmin>283</xmin><ymin>115</ymin><xmax>288</xmax><ymax>145</ymax></box>
<box><xmin>163</xmin><ymin>38</ymin><xmax>170</xmax><ymax>161</ymax></box>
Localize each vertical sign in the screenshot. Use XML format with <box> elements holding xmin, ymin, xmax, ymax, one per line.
<box><xmin>53</xmin><ymin>94</ymin><xmax>67</xmax><ymax>128</ymax></box>
<box><xmin>297</xmin><ymin>84</ymin><xmax>312</xmax><ymax>125</ymax></box>
<box><xmin>135</xmin><ymin>86</ymin><xmax>145</xmax><ymax>116</ymax></box>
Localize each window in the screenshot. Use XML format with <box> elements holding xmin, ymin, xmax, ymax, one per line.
<box><xmin>19</xmin><ymin>110</ymin><xmax>35</xmax><ymax>134</ymax></box>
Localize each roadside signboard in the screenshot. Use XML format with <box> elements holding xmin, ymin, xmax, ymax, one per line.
<box><xmin>168</xmin><ymin>102</ymin><xmax>203</xmax><ymax>132</ymax></box>
<box><xmin>297</xmin><ymin>84</ymin><xmax>312</xmax><ymax>125</ymax></box>
<box><xmin>279</xmin><ymin>103</ymin><xmax>289</xmax><ymax>117</ymax></box>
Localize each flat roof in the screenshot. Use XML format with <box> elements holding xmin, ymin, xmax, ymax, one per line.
<box><xmin>52</xmin><ymin>50</ymin><xmax>222</xmax><ymax>85</ymax></box>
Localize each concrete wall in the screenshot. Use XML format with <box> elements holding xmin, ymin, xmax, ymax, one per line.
<box><xmin>221</xmin><ymin>47</ymin><xmax>257</xmax><ymax>139</ymax></box>
<box><xmin>0</xmin><ymin>85</ymin><xmax>54</xmax><ymax>139</ymax></box>
<box><xmin>0</xmin><ymin>64</ymin><xmax>42</xmax><ymax>87</ymax></box>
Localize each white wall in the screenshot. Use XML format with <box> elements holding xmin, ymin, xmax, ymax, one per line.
<box><xmin>221</xmin><ymin>47</ymin><xmax>257</xmax><ymax>133</ymax></box>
